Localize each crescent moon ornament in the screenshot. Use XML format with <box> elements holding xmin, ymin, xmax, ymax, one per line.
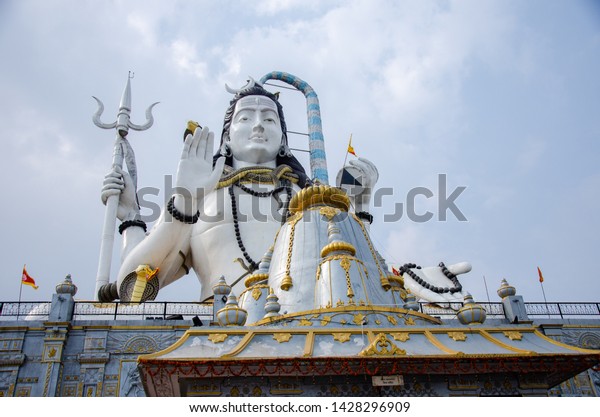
<box><xmin>225</xmin><ymin>76</ymin><xmax>262</xmax><ymax>94</ymax></box>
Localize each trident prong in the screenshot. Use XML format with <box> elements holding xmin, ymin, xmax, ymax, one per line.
<box><xmin>128</xmin><ymin>101</ymin><xmax>159</xmax><ymax>131</ymax></box>
<box><xmin>92</xmin><ymin>96</ymin><xmax>117</xmax><ymax>129</ymax></box>
<box><xmin>92</xmin><ymin>75</ymin><xmax>159</xmax><ymax>137</ymax></box>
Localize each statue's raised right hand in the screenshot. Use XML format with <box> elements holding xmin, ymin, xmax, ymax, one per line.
<box><xmin>175</xmin><ymin>126</ymin><xmax>225</xmax><ymax>204</ymax></box>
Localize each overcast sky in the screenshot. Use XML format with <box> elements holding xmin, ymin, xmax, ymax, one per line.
<box><xmin>1</xmin><ymin>0</ymin><xmax>599</xmax><ymax>305</ymax></box>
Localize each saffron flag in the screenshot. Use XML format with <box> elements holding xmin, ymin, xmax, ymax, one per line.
<box><xmin>347</xmin><ymin>134</ymin><xmax>356</xmax><ymax>156</ymax></box>
<box><xmin>22</xmin><ymin>265</ymin><xmax>38</xmax><ymax>289</ymax></box>
<box><xmin>537</xmin><ymin>266</ymin><xmax>544</xmax><ymax>283</ymax></box>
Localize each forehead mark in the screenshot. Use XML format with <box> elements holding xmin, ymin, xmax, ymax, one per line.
<box><xmin>237</xmin><ymin>95</ymin><xmax>278</xmax><ymax>110</ymax></box>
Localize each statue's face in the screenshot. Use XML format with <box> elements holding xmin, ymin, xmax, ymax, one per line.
<box><xmin>226</xmin><ymin>95</ymin><xmax>282</xmax><ymax>165</ymax></box>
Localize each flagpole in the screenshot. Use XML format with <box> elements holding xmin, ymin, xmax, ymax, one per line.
<box><xmin>18</xmin><ymin>265</ymin><xmax>24</xmax><ymax>320</ymax></box>
<box><xmin>343</xmin><ymin>133</ymin><xmax>352</xmax><ymax>168</ymax></box>
<box><xmin>537</xmin><ymin>266</ymin><xmax>550</xmax><ymax>318</ymax></box>
<box><xmin>540</xmin><ymin>280</ymin><xmax>550</xmax><ymax>318</ymax></box>
<box><xmin>483</xmin><ymin>275</ymin><xmax>491</xmax><ymax>305</ymax></box>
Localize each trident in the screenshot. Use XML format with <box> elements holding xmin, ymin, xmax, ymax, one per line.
<box><xmin>92</xmin><ymin>72</ymin><xmax>159</xmax><ymax>300</ymax></box>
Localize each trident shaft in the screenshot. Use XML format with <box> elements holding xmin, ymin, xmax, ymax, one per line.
<box><xmin>92</xmin><ymin>72</ymin><xmax>159</xmax><ymax>300</ymax></box>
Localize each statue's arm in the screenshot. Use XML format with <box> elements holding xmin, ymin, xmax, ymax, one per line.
<box><xmin>336</xmin><ymin>157</ymin><xmax>379</xmax><ymax>229</ymax></box>
<box><xmin>101</xmin><ymin>126</ymin><xmax>225</xmax><ymax>300</ymax></box>
<box><xmin>116</xmin><ymin>209</ymin><xmax>194</xmax><ymax>296</ymax></box>
<box><xmin>402</xmin><ymin>262</ymin><xmax>472</xmax><ymax>303</ymax></box>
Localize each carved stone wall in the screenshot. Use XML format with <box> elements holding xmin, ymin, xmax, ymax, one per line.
<box><xmin>0</xmin><ymin>320</ymin><xmax>185</xmax><ymax>397</ymax></box>
<box><xmin>0</xmin><ymin>319</ymin><xmax>598</xmax><ymax>397</ymax></box>
<box><xmin>540</xmin><ymin>322</ymin><xmax>600</xmax><ymax>397</ymax></box>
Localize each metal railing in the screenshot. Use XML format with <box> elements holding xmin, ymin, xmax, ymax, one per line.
<box><xmin>524</xmin><ymin>302</ymin><xmax>600</xmax><ymax>318</ymax></box>
<box><xmin>0</xmin><ymin>301</ymin><xmax>212</xmax><ymax>322</ymax></box>
<box><xmin>0</xmin><ymin>301</ymin><xmax>599</xmax><ymax>322</ymax></box>
<box><xmin>418</xmin><ymin>302</ymin><xmax>600</xmax><ymax>319</ymax></box>
<box><xmin>419</xmin><ymin>302</ymin><xmax>506</xmax><ymax>319</ymax></box>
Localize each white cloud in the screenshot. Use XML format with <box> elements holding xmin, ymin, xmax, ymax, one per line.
<box><xmin>170</xmin><ymin>39</ymin><xmax>209</xmax><ymax>79</ymax></box>
<box><xmin>252</xmin><ymin>0</ymin><xmax>325</xmax><ymax>16</ymax></box>
<box><xmin>127</xmin><ymin>12</ymin><xmax>158</xmax><ymax>47</ymax></box>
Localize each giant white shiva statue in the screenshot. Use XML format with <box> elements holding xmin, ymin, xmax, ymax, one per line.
<box><xmin>97</xmin><ymin>71</ymin><xmax>472</xmax><ymax>307</ymax></box>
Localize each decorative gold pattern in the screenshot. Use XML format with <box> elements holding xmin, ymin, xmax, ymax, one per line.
<box><xmin>391</xmin><ymin>332</ymin><xmax>410</xmax><ymax>342</ymax></box>
<box><xmin>339</xmin><ymin>257</ymin><xmax>355</xmax><ymax>299</ymax></box>
<box><xmin>332</xmin><ymin>333</ymin><xmax>351</xmax><ymax>343</ymax></box>
<box><xmin>285</xmin><ymin>212</ymin><xmax>302</xmax><ymax>224</ymax></box>
<box><xmin>251</xmin><ymin>287</ymin><xmax>262</xmax><ymax>301</ymax></box>
<box><xmin>288</xmin><ymin>185</ymin><xmax>350</xmax><ymax>214</ymax></box>
<box><xmin>387</xmin><ymin>275</ymin><xmax>405</xmax><ymax>287</ymax></box>
<box><xmin>387</xmin><ymin>315</ymin><xmax>398</xmax><ymax>325</ymax></box>
<box><xmin>319</xmin><ymin>206</ymin><xmax>340</xmax><ymax>220</ymax></box>
<box><xmin>477</xmin><ymin>330</ymin><xmax>536</xmax><ymax>355</ymax></box>
<box><xmin>320</xmin><ymin>241</ymin><xmax>357</xmax><ymax>257</ymax></box>
<box><xmin>208</xmin><ymin>334</ymin><xmax>228</xmax><ymax>343</ymax></box>
<box><xmin>320</xmin><ymin>316</ymin><xmax>331</xmax><ymax>326</ymax></box>
<box><xmin>239</xmin><ymin>284</ymin><xmax>269</xmax><ymax>302</ymax></box>
<box><xmin>273</xmin><ymin>333</ymin><xmax>292</xmax><ymax>343</ymax></box>
<box><xmin>316</xmin><ymin>255</ymin><xmax>367</xmax><ymax>288</ymax></box>
<box><xmin>123</xmin><ymin>335</ymin><xmax>159</xmax><ymax>353</ymax></box>
<box><xmin>42</xmin><ymin>363</ymin><xmax>52</xmax><ymax>397</ymax></box>
<box><xmin>339</xmin><ymin>257</ymin><xmax>351</xmax><ymax>270</ymax></box>
<box><xmin>351</xmin><ymin>213</ymin><xmax>391</xmax><ymax>290</ymax></box>
<box><xmin>280</xmin><ymin>276</ymin><xmax>293</xmax><ymax>291</ymax></box>
<box><xmin>448</xmin><ymin>331</ymin><xmax>467</xmax><ymax>342</ymax></box>
<box><xmin>216</xmin><ymin>165</ymin><xmax>298</xmax><ymax>189</ymax></box>
<box><xmin>244</xmin><ymin>273</ymin><xmax>268</xmax><ymax>288</ymax></box>
<box><xmin>359</xmin><ymin>333</ymin><xmax>406</xmax><ymax>356</ymax></box>
<box><xmin>187</xmin><ymin>383</ymin><xmax>222</xmax><ymax>396</ymax></box>
<box><xmin>299</xmin><ymin>319</ymin><xmax>313</xmax><ymax>326</ymax></box>
<box><xmin>270</xmin><ymin>383</ymin><xmax>304</xmax><ymax>395</ymax></box>
<box><xmin>503</xmin><ymin>331</ymin><xmax>523</xmax><ymax>341</ymax></box>
<box><xmin>251</xmin><ymin>305</ymin><xmax>442</xmax><ymax>327</ymax></box>
<box><xmin>448</xmin><ymin>377</ymin><xmax>479</xmax><ymax>391</ymax></box>
<box><xmin>353</xmin><ymin>314</ymin><xmax>366</xmax><ymax>325</ymax></box>
<box><xmin>282</xmin><ymin>212</ymin><xmax>303</xmax><ymax>291</ymax></box>
<box><xmin>404</xmin><ymin>317</ymin><xmax>416</xmax><ymax>326</ymax></box>
<box><xmin>43</xmin><ymin>344</ymin><xmax>62</xmax><ymax>362</ymax></box>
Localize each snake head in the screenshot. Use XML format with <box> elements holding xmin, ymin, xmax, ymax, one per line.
<box><xmin>135</xmin><ymin>264</ymin><xmax>159</xmax><ymax>281</ymax></box>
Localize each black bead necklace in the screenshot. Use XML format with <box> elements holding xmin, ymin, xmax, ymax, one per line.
<box><xmin>228</xmin><ymin>181</ymin><xmax>292</xmax><ymax>272</ymax></box>
<box><xmin>398</xmin><ymin>262</ymin><xmax>462</xmax><ymax>294</ymax></box>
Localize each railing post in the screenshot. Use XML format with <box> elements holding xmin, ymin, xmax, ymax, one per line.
<box><xmin>114</xmin><ymin>302</ymin><xmax>118</xmax><ymax>320</ymax></box>
<box><xmin>557</xmin><ymin>303</ymin><xmax>563</xmax><ymax>319</ymax></box>
<box><xmin>163</xmin><ymin>302</ymin><xmax>168</xmax><ymax>319</ymax></box>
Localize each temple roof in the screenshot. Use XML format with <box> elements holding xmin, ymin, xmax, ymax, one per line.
<box><xmin>138</xmin><ymin>323</ymin><xmax>600</xmax><ymax>396</ymax></box>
